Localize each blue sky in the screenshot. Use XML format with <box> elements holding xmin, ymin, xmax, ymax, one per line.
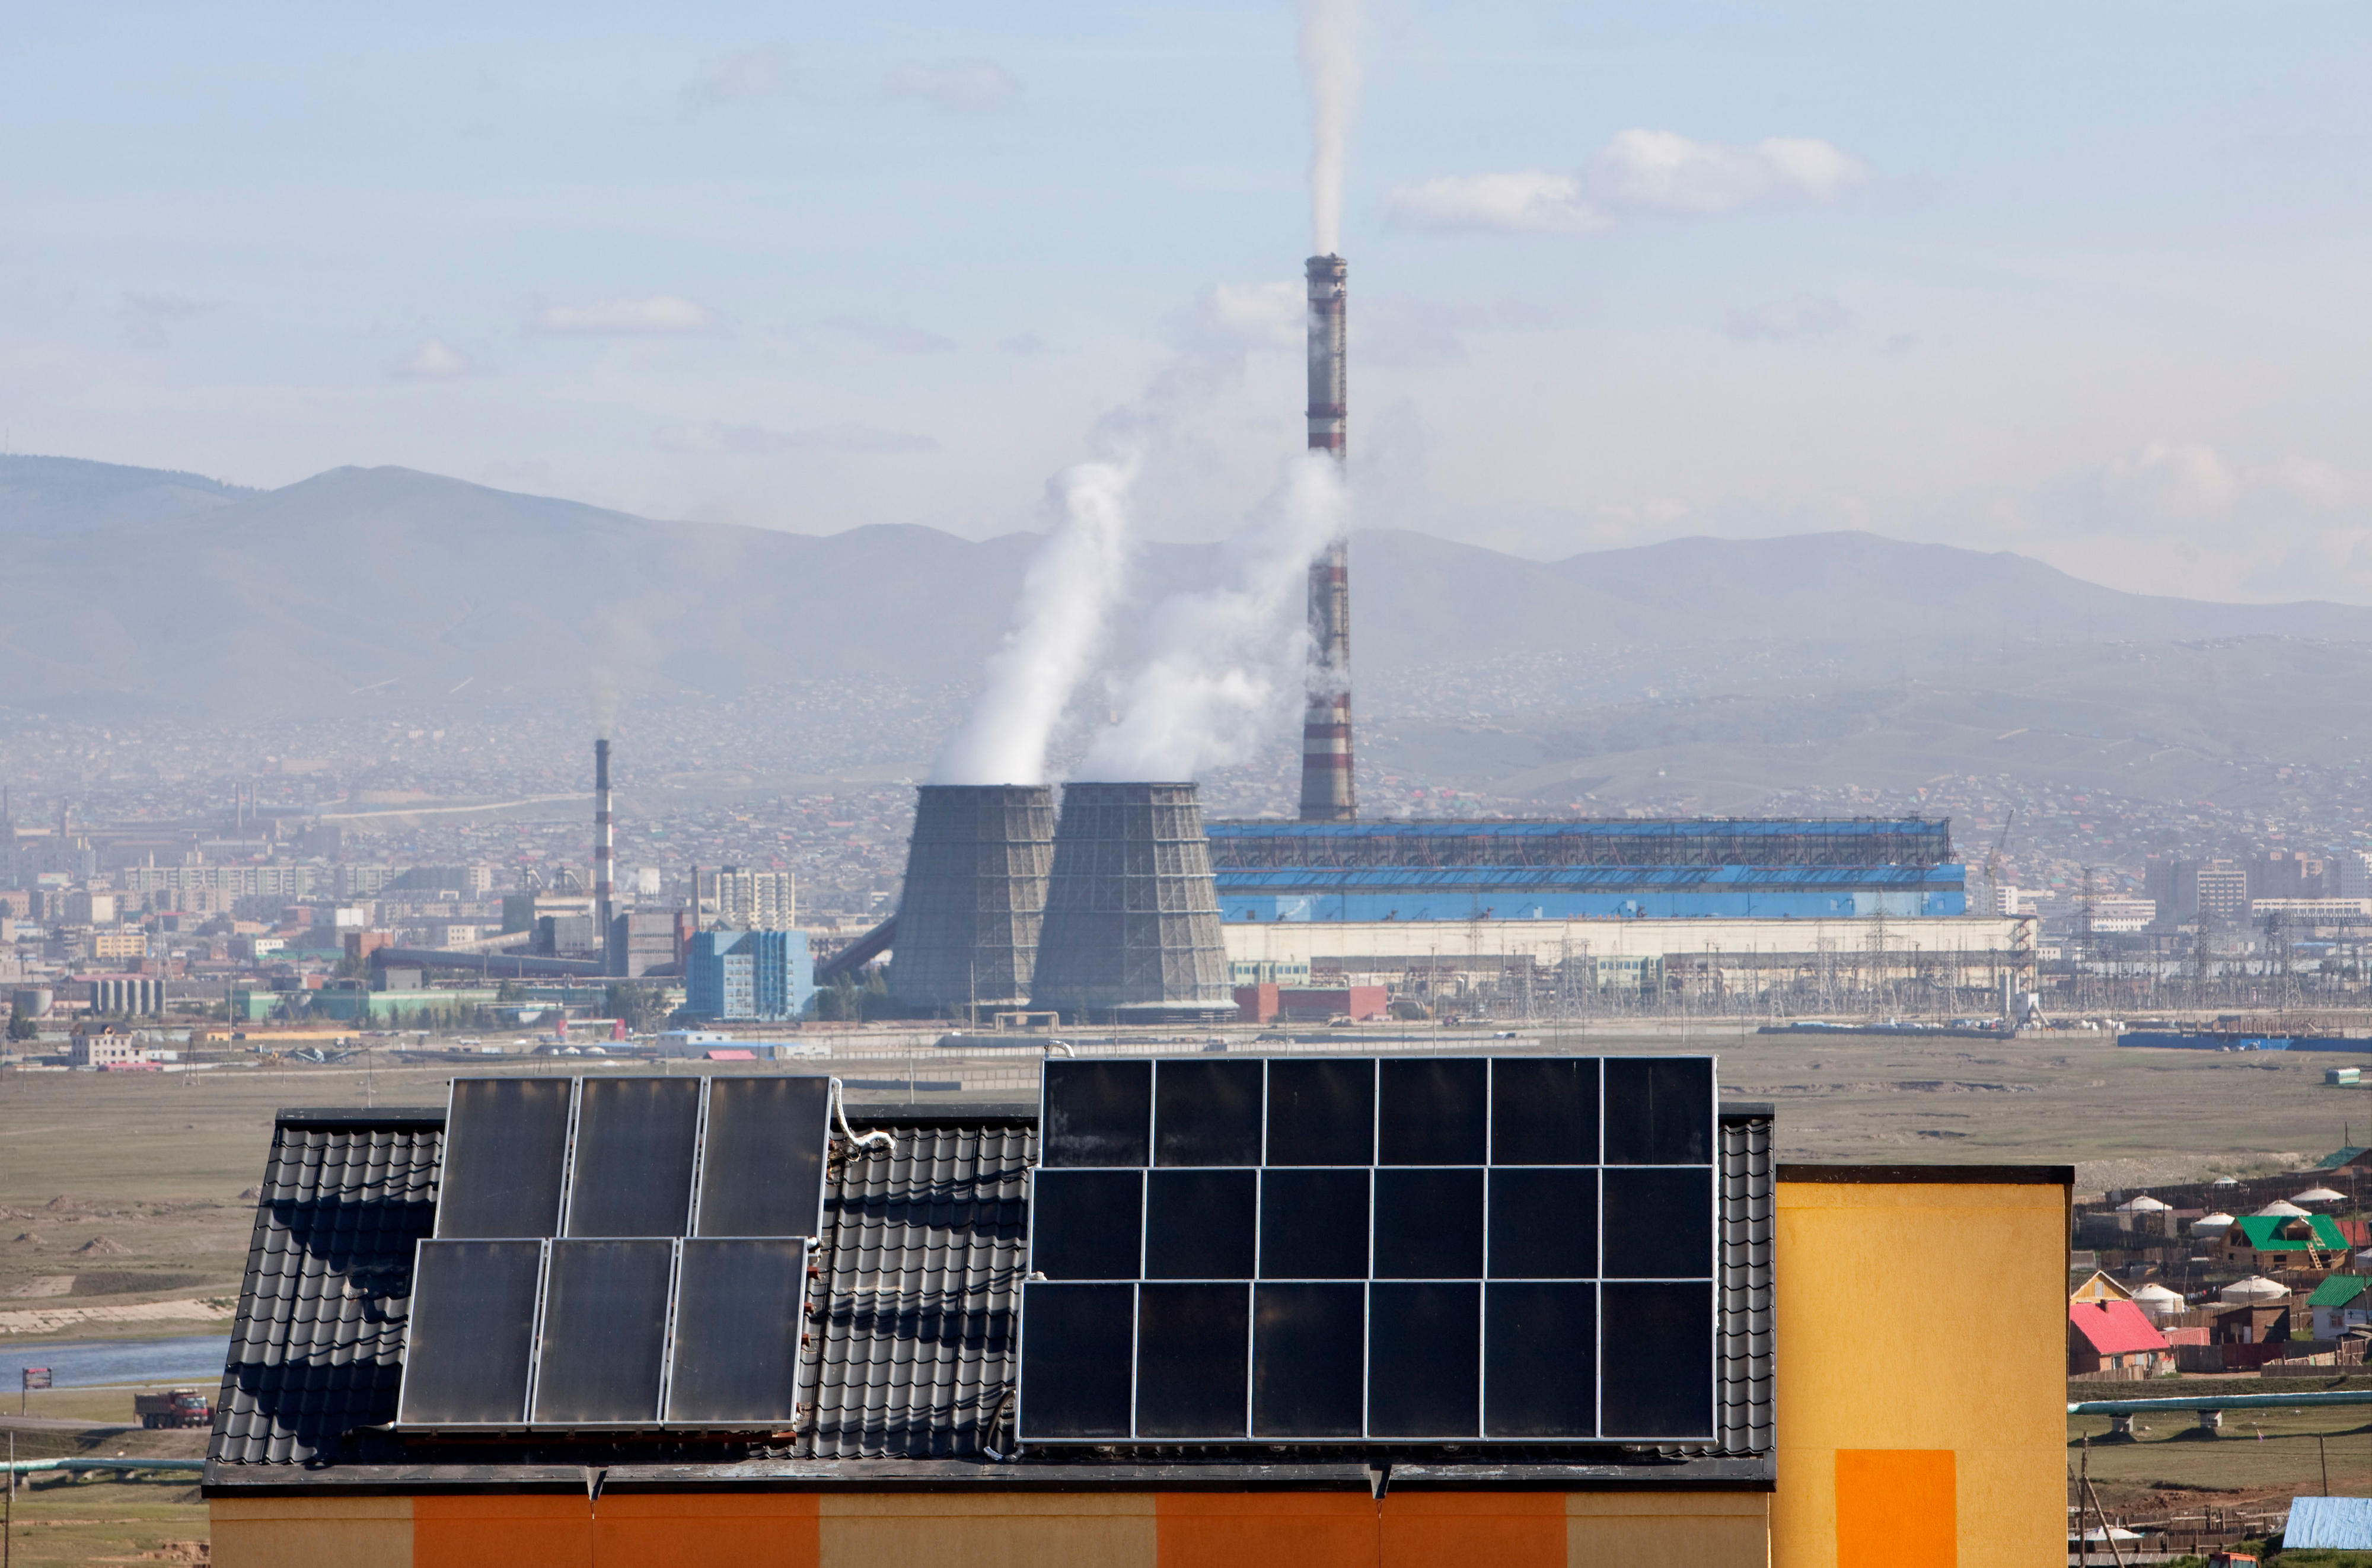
<box><xmin>7</xmin><ymin>1</ymin><xmax>2372</xmax><ymax>601</ymax></box>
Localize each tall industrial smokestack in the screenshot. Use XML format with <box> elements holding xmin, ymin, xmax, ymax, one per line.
<box><xmin>593</xmin><ymin>738</ymin><xmax>614</xmax><ymax>967</ymax></box>
<box><xmin>1299</xmin><ymin>252</ymin><xmax>1355</xmax><ymax>824</ymax></box>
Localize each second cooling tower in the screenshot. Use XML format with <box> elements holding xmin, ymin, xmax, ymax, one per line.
<box><xmin>887</xmin><ymin>784</ymin><xmax>1056</xmax><ymax>1014</ymax></box>
<box><xmin>1029</xmin><ymin>782</ymin><xmax>1235</xmax><ymax>1022</ymax></box>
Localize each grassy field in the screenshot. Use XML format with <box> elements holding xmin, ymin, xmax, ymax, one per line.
<box><xmin>1</xmin><ymin>1383</ymin><xmax>212</xmax><ymax>1567</ymax></box>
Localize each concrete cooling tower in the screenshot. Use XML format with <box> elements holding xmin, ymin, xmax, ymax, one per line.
<box><xmin>885</xmin><ymin>784</ymin><xmax>1057</xmax><ymax>1015</ymax></box>
<box><xmin>1029</xmin><ymin>782</ymin><xmax>1234</xmax><ymax>1022</ymax></box>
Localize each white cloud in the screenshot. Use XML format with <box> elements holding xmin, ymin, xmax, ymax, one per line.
<box><xmin>883</xmin><ymin>58</ymin><xmax>1021</xmax><ymax>114</ymax></box>
<box><xmin>533</xmin><ymin>296</ymin><xmax>719</xmax><ymax>336</ymax></box>
<box><xmin>1722</xmin><ymin>293</ymin><xmax>1853</xmax><ymax>343</ymax></box>
<box><xmin>680</xmin><ymin>44</ymin><xmax>795</xmax><ymax>115</ymax></box>
<box><xmin>658</xmin><ymin>422</ymin><xmax>938</xmax><ymax>455</ymax></box>
<box><xmin>822</xmin><ymin>317</ymin><xmax>955</xmax><ymax>353</ymax></box>
<box><xmin>1386</xmin><ymin>130</ymin><xmax>1866</xmax><ymax>236</ymax></box>
<box><xmin>1383</xmin><ymin>171</ymin><xmax>1607</xmax><ymax>235</ymax></box>
<box><xmin>391</xmin><ymin>337</ymin><xmax>474</xmax><ymax>378</ymax></box>
<box><xmin>119</xmin><ymin>292</ymin><xmax>216</xmax><ymax>352</ymax></box>
<box><xmin>2102</xmin><ymin>439</ymin><xmax>2239</xmax><ymax>517</ymax></box>
<box><xmin>1590</xmin><ymin>130</ymin><xmax>1864</xmax><ymax>214</ymax></box>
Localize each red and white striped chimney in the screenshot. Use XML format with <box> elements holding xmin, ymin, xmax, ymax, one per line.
<box><xmin>1299</xmin><ymin>252</ymin><xmax>1355</xmax><ymax>823</ymax></box>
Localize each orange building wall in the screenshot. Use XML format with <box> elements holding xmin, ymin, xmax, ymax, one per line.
<box><xmin>211</xmin><ymin>1489</ymin><xmax>1769</xmax><ymax>1568</ymax></box>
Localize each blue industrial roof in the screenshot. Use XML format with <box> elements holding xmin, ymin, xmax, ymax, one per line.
<box><xmin>1207</xmin><ymin>819</ymin><xmax>1943</xmax><ymax>840</ymax></box>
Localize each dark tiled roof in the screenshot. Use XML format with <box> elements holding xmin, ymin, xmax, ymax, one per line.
<box><xmin>209</xmin><ymin>1112</ymin><xmax>441</xmax><ymax>1465</ymax></box>
<box><xmin>1717</xmin><ymin>1113</ymin><xmax>1774</xmax><ymax>1455</ymax></box>
<box><xmin>798</xmin><ymin>1120</ymin><xmax>1033</xmax><ymax>1460</ymax></box>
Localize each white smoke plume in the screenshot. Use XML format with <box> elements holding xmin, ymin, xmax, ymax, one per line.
<box><xmin>1300</xmin><ymin>0</ymin><xmax>1362</xmax><ymax>255</ymax></box>
<box><xmin>930</xmin><ymin>457</ymin><xmax>1137</xmax><ymax>785</ymax></box>
<box><xmin>1076</xmin><ymin>452</ymin><xmax>1346</xmax><ymax>781</ymax></box>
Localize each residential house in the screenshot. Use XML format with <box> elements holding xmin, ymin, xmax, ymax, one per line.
<box><xmin>2310</xmin><ymin>1276</ymin><xmax>2372</xmax><ymax>1340</ymax></box>
<box><xmin>2068</xmin><ymin>1298</ymin><xmax>2175</xmax><ymax>1378</ymax></box>
<box><xmin>2070</xmin><ymin>1270</ymin><xmax>2135</xmax><ymax>1305</ymax></box>
<box><xmin>2223</xmin><ymin>1213</ymin><xmax>2351</xmax><ymax>1274</ymax></box>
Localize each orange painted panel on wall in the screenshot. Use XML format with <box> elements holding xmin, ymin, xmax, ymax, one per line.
<box><xmin>1156</xmin><ymin>1490</ymin><xmax>1565</xmax><ymax>1568</ymax></box>
<box><xmin>415</xmin><ymin>1494</ymin><xmax>592</xmax><ymax>1568</ymax></box>
<box><xmin>1381</xmin><ymin>1491</ymin><xmax>1564</xmax><ymax>1568</ymax></box>
<box><xmin>1158</xmin><ymin>1491</ymin><xmax>1374</xmax><ymax>1568</ymax></box>
<box><xmin>1835</xmin><ymin>1450</ymin><xmax>1955</xmax><ymax>1568</ymax></box>
<box><xmin>596</xmin><ymin>1492</ymin><xmax>820</xmax><ymax>1568</ymax></box>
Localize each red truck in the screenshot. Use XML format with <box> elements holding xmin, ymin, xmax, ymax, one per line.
<box><xmin>132</xmin><ymin>1388</ymin><xmax>212</xmax><ymax>1429</ymax></box>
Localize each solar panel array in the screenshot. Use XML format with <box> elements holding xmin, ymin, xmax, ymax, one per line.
<box><xmin>1017</xmin><ymin>1054</ymin><xmax>1716</xmax><ymax>1444</ymax></box>
<box><xmin>396</xmin><ymin>1074</ymin><xmax>830</xmax><ymax>1430</ymax></box>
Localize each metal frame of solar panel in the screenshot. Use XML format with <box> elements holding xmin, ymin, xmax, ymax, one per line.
<box><xmin>1018</xmin><ymin>1054</ymin><xmax>1717</xmax><ymax>1445</ymax></box>
<box><xmin>394</xmin><ymin>1073</ymin><xmax>831</xmax><ymax>1431</ymax></box>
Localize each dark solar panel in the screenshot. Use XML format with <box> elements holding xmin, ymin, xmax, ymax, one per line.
<box><xmin>696</xmin><ymin>1076</ymin><xmax>830</xmax><ymax>1238</ymax></box>
<box><xmin>1600</xmin><ymin>1282</ymin><xmax>1713</xmax><ymax>1438</ymax></box>
<box><xmin>1265</xmin><ymin>1059</ymin><xmax>1374</xmax><ymax>1165</ymax></box>
<box><xmin>1373</xmin><ymin>1167</ymin><xmax>1482</xmax><ymax>1278</ymax></box>
<box><xmin>666</xmin><ymin>1239</ymin><xmax>807</xmax><ymax>1426</ymax></box>
<box><xmin>1135</xmin><ymin>1283</ymin><xmax>1249</xmax><ymax>1438</ymax></box>
<box><xmin>1484</xmin><ymin>1282</ymin><xmax>1596</xmax><ymax>1438</ymax></box>
<box><xmin>1368</xmin><ymin>1282</ymin><xmax>1479</xmax><ymax>1438</ymax></box>
<box><xmin>396</xmin><ymin>1239</ymin><xmax>541</xmax><ymax>1426</ymax></box>
<box><xmin>1601</xmin><ymin>1166</ymin><xmax>1713</xmax><ymax>1279</ymax></box>
<box><xmin>435</xmin><ymin>1078</ymin><xmax>569</xmax><ymax>1238</ymax></box>
<box><xmin>1018</xmin><ymin>1283</ymin><xmax>1134</xmax><ymax>1439</ymax></box>
<box><xmin>1487</xmin><ymin>1168</ymin><xmax>1598</xmax><ymax>1278</ymax></box>
<box><xmin>1258</xmin><ymin>1168</ymin><xmax>1369</xmax><ymax>1279</ymax></box>
<box><xmin>1144</xmin><ymin>1169</ymin><xmax>1257</xmax><ymax>1279</ymax></box>
<box><xmin>1016</xmin><ymin>1052</ymin><xmax>1717</xmax><ymax>1445</ymax></box>
<box><xmin>530</xmin><ymin>1239</ymin><xmax>672</xmax><ymax>1424</ymax></box>
<box><xmin>1252</xmin><ymin>1282</ymin><xmax>1364</xmax><ymax>1438</ymax></box>
<box><xmin>1042</xmin><ymin>1059</ymin><xmax>1150</xmax><ymax>1167</ymax></box>
<box><xmin>1030</xmin><ymin>1169</ymin><xmax>1143</xmax><ymax>1280</ymax></box>
<box><xmin>565</xmin><ymin>1078</ymin><xmax>700</xmax><ymax>1238</ymax></box>
<box><xmin>1490</xmin><ymin>1057</ymin><xmax>1598</xmax><ymax>1165</ymax></box>
<box><xmin>404</xmin><ymin>1072</ymin><xmax>834</xmax><ymax>1433</ymax></box>
<box><xmin>1603</xmin><ymin>1057</ymin><xmax>1713</xmax><ymax>1164</ymax></box>
<box><xmin>1154</xmin><ymin>1059</ymin><xmax>1262</xmax><ymax>1167</ymax></box>
<box><xmin>1378</xmin><ymin>1057</ymin><xmax>1485</xmax><ymax>1165</ymax></box>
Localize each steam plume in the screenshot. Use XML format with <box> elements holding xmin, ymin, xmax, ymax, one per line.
<box><xmin>931</xmin><ymin>458</ymin><xmax>1136</xmax><ymax>785</ymax></box>
<box><xmin>1300</xmin><ymin>0</ymin><xmax>1363</xmax><ymax>254</ymax></box>
<box><xmin>1076</xmin><ymin>452</ymin><xmax>1346</xmax><ymax>781</ymax></box>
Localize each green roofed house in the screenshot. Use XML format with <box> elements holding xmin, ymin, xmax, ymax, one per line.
<box><xmin>2309</xmin><ymin>1275</ymin><xmax>2372</xmax><ymax>1338</ymax></box>
<box><xmin>2224</xmin><ymin>1213</ymin><xmax>2351</xmax><ymax>1273</ymax></box>
<box><xmin>2315</xmin><ymin>1147</ymin><xmax>2372</xmax><ymax>1171</ymax></box>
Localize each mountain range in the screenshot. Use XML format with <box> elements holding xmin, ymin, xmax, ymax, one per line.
<box><xmin>8</xmin><ymin>453</ymin><xmax>2371</xmax><ymax>713</ymax></box>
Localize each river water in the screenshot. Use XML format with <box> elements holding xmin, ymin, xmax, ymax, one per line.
<box><xmin>2</xmin><ymin>1334</ymin><xmax>227</xmax><ymax>1389</ymax></box>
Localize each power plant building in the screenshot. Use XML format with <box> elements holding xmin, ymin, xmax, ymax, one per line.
<box><xmin>1207</xmin><ymin>818</ymin><xmax>1965</xmax><ymax>922</ymax></box>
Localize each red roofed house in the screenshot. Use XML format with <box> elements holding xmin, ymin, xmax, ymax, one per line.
<box><xmin>2069</xmin><ymin>1298</ymin><xmax>2175</xmax><ymax>1377</ymax></box>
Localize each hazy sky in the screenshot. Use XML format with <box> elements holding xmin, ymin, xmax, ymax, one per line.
<box><xmin>8</xmin><ymin>1</ymin><xmax>2372</xmax><ymax>603</ymax></box>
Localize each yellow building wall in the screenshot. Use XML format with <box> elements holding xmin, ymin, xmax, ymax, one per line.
<box><xmin>1771</xmin><ymin>1177</ymin><xmax>2068</xmax><ymax>1568</ymax></box>
<box><xmin>210</xmin><ymin>1494</ymin><xmax>413</xmax><ymax>1568</ymax></box>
